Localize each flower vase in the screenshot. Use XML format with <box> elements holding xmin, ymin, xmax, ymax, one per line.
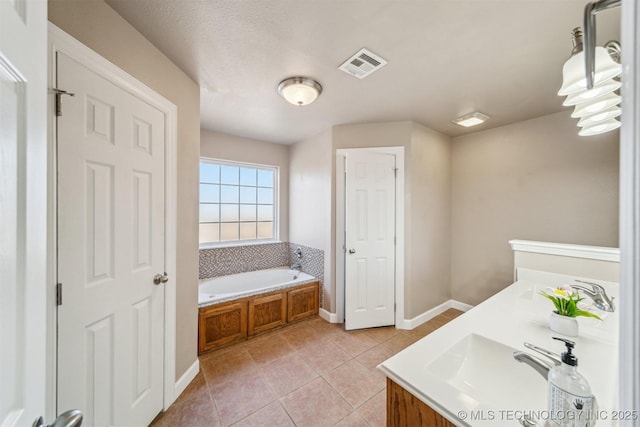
<box><xmin>549</xmin><ymin>311</ymin><xmax>579</xmax><ymax>337</ymax></box>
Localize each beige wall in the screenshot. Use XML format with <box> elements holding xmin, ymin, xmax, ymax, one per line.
<box><xmin>451</xmin><ymin>111</ymin><xmax>619</xmax><ymax>306</ymax></box>
<box><xmin>49</xmin><ymin>0</ymin><xmax>200</xmax><ymax>380</ymax></box>
<box><xmin>201</xmin><ymin>130</ymin><xmax>290</xmax><ymax>242</ymax></box>
<box><xmin>407</xmin><ymin>123</ymin><xmax>452</xmax><ymax>317</ymax></box>
<box><xmin>288</xmin><ymin>130</ymin><xmax>333</xmax><ymax>309</ymax></box>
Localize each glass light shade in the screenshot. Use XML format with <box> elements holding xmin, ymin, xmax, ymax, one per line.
<box><xmin>562</xmin><ymin>79</ymin><xmax>621</xmax><ymax>106</ymax></box>
<box><xmin>577</xmin><ymin>107</ymin><xmax>621</xmax><ymax>127</ymax></box>
<box><xmin>277</xmin><ymin>77</ymin><xmax>322</xmax><ymax>106</ymax></box>
<box><xmin>578</xmin><ymin>118</ymin><xmax>621</xmax><ymax>136</ymax></box>
<box><xmin>558</xmin><ymin>47</ymin><xmax>622</xmax><ymax>96</ymax></box>
<box><xmin>571</xmin><ymin>92</ymin><xmax>621</xmax><ymax>118</ymax></box>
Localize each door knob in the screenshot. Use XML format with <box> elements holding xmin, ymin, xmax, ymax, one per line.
<box><xmin>33</xmin><ymin>410</ymin><xmax>83</xmax><ymax>427</ymax></box>
<box><xmin>153</xmin><ymin>272</ymin><xmax>169</xmax><ymax>285</ymax></box>
<box><xmin>348</xmin><ymin>248</ymin><xmax>356</xmax><ymax>254</ymax></box>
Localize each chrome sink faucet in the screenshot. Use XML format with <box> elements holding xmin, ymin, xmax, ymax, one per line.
<box><xmin>513</xmin><ymin>342</ymin><xmax>561</xmax><ymax>380</ymax></box>
<box><xmin>572</xmin><ymin>279</ymin><xmax>615</xmax><ymax>312</ymax></box>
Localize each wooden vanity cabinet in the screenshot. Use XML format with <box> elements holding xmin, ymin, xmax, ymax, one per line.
<box><xmin>387</xmin><ymin>378</ymin><xmax>456</xmax><ymax>427</ymax></box>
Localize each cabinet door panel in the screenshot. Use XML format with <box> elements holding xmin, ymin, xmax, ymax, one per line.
<box><xmin>248</xmin><ymin>293</ymin><xmax>286</xmax><ymax>335</ymax></box>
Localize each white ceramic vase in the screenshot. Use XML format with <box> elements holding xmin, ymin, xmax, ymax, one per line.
<box><xmin>549</xmin><ymin>311</ymin><xmax>579</xmax><ymax>337</ymax></box>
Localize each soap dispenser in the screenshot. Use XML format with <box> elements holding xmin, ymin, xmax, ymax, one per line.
<box><xmin>548</xmin><ymin>337</ymin><xmax>595</xmax><ymax>426</ymax></box>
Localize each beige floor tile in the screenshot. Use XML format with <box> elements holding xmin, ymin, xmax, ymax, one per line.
<box><xmin>151</xmin><ymin>391</ymin><xmax>220</xmax><ymax>427</ymax></box>
<box><xmin>177</xmin><ymin>371</ymin><xmax>209</xmax><ymax>404</ymax></box>
<box><xmin>298</xmin><ymin>340</ymin><xmax>352</xmax><ymax>375</ymax></box>
<box><xmin>361</xmin><ymin>326</ymin><xmax>399</xmax><ymax>343</ymax></box>
<box><xmin>323</xmin><ymin>360</ymin><xmax>385</xmax><ymax>408</ymax></box>
<box><xmin>279</xmin><ymin>324</ymin><xmax>331</xmax><ymax>351</ymax></box>
<box><xmin>380</xmin><ymin>331</ymin><xmax>420</xmax><ymax>355</ymax></box>
<box><xmin>333</xmin><ymin>412</ymin><xmax>369</xmax><ymax>427</ymax></box>
<box><xmin>210</xmin><ymin>371</ymin><xmax>276</xmax><ymax>426</ymax></box>
<box><xmin>230</xmin><ymin>402</ymin><xmax>294</xmax><ymax>427</ymax></box>
<box><xmin>177</xmin><ymin>312</ymin><xmax>466</xmax><ymax>426</ymax></box>
<box><xmin>245</xmin><ymin>333</ymin><xmax>295</xmax><ymax>366</ymax></box>
<box><xmin>280</xmin><ymin>378</ymin><xmax>352</xmax><ymax>427</ymax></box>
<box><xmin>306</xmin><ymin>317</ymin><xmax>345</xmax><ymax>336</ymax></box>
<box><xmin>356</xmin><ymin>390</ymin><xmax>386</xmax><ymax>427</ymax></box>
<box><xmin>261</xmin><ymin>353</ymin><xmax>319</xmax><ymax>397</ymax></box>
<box><xmin>331</xmin><ymin>331</ymin><xmax>378</xmax><ymax>357</ymax></box>
<box><xmin>355</xmin><ymin>343</ymin><xmax>394</xmax><ymax>371</ymax></box>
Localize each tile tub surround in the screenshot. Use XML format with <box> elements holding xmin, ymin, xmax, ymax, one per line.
<box><xmin>199</xmin><ymin>242</ymin><xmax>290</xmax><ymax>279</ymax></box>
<box><xmin>151</xmin><ymin>309</ymin><xmax>464</xmax><ymax>427</ymax></box>
<box><xmin>289</xmin><ymin>243</ymin><xmax>325</xmax><ymax>307</ymax></box>
<box><xmin>199</xmin><ymin>242</ymin><xmax>325</xmax><ymax>306</ymax></box>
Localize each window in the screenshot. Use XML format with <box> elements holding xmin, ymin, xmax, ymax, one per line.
<box><xmin>199</xmin><ymin>159</ymin><xmax>277</xmax><ymax>246</ymax></box>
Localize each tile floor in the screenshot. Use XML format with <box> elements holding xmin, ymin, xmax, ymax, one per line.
<box><xmin>151</xmin><ymin>309</ymin><xmax>464</xmax><ymax>427</ymax></box>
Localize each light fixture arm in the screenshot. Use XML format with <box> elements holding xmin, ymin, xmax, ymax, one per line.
<box><xmin>584</xmin><ymin>0</ymin><xmax>621</xmax><ymax>89</ymax></box>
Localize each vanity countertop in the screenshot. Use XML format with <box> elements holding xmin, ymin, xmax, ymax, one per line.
<box><xmin>378</xmin><ymin>268</ymin><xmax>620</xmax><ymax>426</ymax></box>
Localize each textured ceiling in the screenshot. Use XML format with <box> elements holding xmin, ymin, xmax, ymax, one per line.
<box><xmin>105</xmin><ymin>0</ymin><xmax>620</xmax><ymax>144</ymax></box>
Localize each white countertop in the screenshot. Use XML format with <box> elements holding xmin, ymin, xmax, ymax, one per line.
<box><xmin>378</xmin><ymin>268</ymin><xmax>620</xmax><ymax>426</ymax></box>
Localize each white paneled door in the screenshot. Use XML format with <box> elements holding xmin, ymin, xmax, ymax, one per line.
<box><xmin>56</xmin><ymin>52</ymin><xmax>166</xmax><ymax>426</ymax></box>
<box><xmin>0</xmin><ymin>1</ymin><xmax>48</xmax><ymax>426</ymax></box>
<box><xmin>344</xmin><ymin>151</ymin><xmax>396</xmax><ymax>330</ymax></box>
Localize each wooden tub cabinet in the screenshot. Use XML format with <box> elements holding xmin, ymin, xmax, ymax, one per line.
<box><xmin>198</xmin><ymin>281</ymin><xmax>319</xmax><ymax>354</ymax></box>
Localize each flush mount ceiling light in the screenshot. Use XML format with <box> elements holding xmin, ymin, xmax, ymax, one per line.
<box><xmin>452</xmin><ymin>112</ymin><xmax>490</xmax><ymax>128</ymax></box>
<box><xmin>277</xmin><ymin>77</ymin><xmax>322</xmax><ymax>106</ymax></box>
<box><xmin>558</xmin><ymin>0</ymin><xmax>622</xmax><ymax>137</ymax></box>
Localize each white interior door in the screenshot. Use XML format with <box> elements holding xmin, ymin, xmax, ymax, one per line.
<box><xmin>56</xmin><ymin>51</ymin><xmax>166</xmax><ymax>426</ymax></box>
<box><xmin>0</xmin><ymin>1</ymin><xmax>48</xmax><ymax>426</ymax></box>
<box><xmin>344</xmin><ymin>151</ymin><xmax>396</xmax><ymax>330</ymax></box>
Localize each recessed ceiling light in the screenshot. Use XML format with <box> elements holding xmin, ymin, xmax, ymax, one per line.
<box><xmin>452</xmin><ymin>112</ymin><xmax>490</xmax><ymax>127</ymax></box>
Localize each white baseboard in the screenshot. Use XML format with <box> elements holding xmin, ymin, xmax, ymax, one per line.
<box><xmin>450</xmin><ymin>300</ymin><xmax>474</xmax><ymax>312</ymax></box>
<box><xmin>401</xmin><ymin>299</ymin><xmax>473</xmax><ymax>330</ymax></box>
<box><xmin>172</xmin><ymin>359</ymin><xmax>200</xmax><ymax>406</ymax></box>
<box><xmin>319</xmin><ymin>308</ymin><xmax>340</xmax><ymax>323</ymax></box>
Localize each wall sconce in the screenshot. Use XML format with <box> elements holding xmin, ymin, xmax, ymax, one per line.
<box><xmin>558</xmin><ymin>0</ymin><xmax>622</xmax><ymax>136</ymax></box>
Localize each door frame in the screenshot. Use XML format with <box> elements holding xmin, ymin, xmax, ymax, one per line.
<box><xmin>335</xmin><ymin>147</ymin><xmax>405</xmax><ymax>328</ymax></box>
<box><xmin>619</xmin><ymin>0</ymin><xmax>640</xmax><ymax>413</ymax></box>
<box><xmin>46</xmin><ymin>23</ymin><xmax>178</xmax><ymax>415</ymax></box>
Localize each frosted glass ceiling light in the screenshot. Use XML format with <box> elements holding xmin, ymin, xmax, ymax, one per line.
<box><xmin>570</xmin><ymin>92</ymin><xmax>620</xmax><ymax>118</ymax></box>
<box><xmin>562</xmin><ymin>79</ymin><xmax>621</xmax><ymax>106</ymax></box>
<box><xmin>577</xmin><ymin>107</ymin><xmax>621</xmax><ymax>127</ymax></box>
<box><xmin>277</xmin><ymin>77</ymin><xmax>322</xmax><ymax>106</ymax></box>
<box><xmin>578</xmin><ymin>118</ymin><xmax>620</xmax><ymax>136</ymax></box>
<box><xmin>452</xmin><ymin>112</ymin><xmax>490</xmax><ymax>127</ymax></box>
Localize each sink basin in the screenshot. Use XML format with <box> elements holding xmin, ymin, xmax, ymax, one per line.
<box><xmin>423</xmin><ymin>334</ymin><xmax>547</xmax><ymax>411</ymax></box>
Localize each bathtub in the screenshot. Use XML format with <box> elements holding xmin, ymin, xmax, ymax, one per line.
<box><xmin>198</xmin><ymin>267</ymin><xmax>316</xmax><ymax>306</ymax></box>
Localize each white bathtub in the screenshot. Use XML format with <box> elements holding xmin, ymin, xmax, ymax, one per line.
<box><xmin>198</xmin><ymin>267</ymin><xmax>316</xmax><ymax>306</ymax></box>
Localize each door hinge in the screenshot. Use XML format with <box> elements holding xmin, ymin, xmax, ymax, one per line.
<box><xmin>50</xmin><ymin>88</ymin><xmax>75</xmax><ymax>117</ymax></box>
<box><xmin>394</xmin><ymin>168</ymin><xmax>398</xmax><ymax>178</ymax></box>
<box><xmin>56</xmin><ymin>283</ymin><xmax>62</xmax><ymax>306</ymax></box>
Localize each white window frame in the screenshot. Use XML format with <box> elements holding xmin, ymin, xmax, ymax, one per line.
<box><xmin>199</xmin><ymin>157</ymin><xmax>279</xmax><ymax>249</ymax></box>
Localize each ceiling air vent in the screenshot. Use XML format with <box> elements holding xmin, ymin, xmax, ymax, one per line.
<box><xmin>338</xmin><ymin>48</ymin><xmax>388</xmax><ymax>79</ymax></box>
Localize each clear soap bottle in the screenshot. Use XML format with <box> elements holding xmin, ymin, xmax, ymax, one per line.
<box><xmin>548</xmin><ymin>337</ymin><xmax>596</xmax><ymax>427</ymax></box>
